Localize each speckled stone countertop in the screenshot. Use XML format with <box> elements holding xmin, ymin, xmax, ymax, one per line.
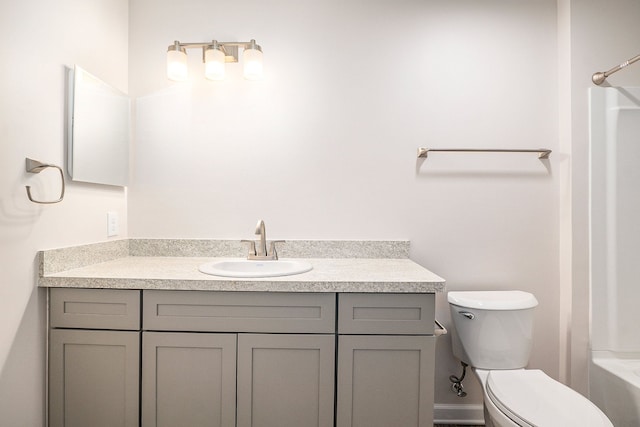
<box><xmin>38</xmin><ymin>239</ymin><xmax>445</xmax><ymax>293</ymax></box>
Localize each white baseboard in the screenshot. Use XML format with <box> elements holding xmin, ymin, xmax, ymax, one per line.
<box><xmin>434</xmin><ymin>403</ymin><xmax>485</xmax><ymax>425</ymax></box>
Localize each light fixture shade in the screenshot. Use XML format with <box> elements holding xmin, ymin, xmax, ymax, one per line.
<box><xmin>205</xmin><ymin>47</ymin><xmax>226</xmax><ymax>80</ymax></box>
<box><xmin>167</xmin><ymin>39</ymin><xmax>264</xmax><ymax>82</ymax></box>
<box><xmin>167</xmin><ymin>48</ymin><xmax>188</xmax><ymax>81</ymax></box>
<box><xmin>243</xmin><ymin>46</ymin><xmax>263</xmax><ymax>80</ymax></box>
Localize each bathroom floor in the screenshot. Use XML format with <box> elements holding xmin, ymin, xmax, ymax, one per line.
<box><xmin>434</xmin><ymin>424</ymin><xmax>484</xmax><ymax>426</ymax></box>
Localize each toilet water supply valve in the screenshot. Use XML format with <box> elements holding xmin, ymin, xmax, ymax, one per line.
<box><xmin>450</xmin><ymin>361</ymin><xmax>469</xmax><ymax>397</ymax></box>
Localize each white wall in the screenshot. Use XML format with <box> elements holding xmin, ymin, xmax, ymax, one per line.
<box><xmin>0</xmin><ymin>0</ymin><xmax>128</xmax><ymax>424</ymax></box>
<box><xmin>129</xmin><ymin>0</ymin><xmax>561</xmax><ymax>409</ymax></box>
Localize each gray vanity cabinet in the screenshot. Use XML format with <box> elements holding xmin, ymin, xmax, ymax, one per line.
<box><xmin>48</xmin><ymin>288</ymin><xmax>437</xmax><ymax>427</ymax></box>
<box><xmin>336</xmin><ymin>293</ymin><xmax>436</xmax><ymax>427</ymax></box>
<box><xmin>48</xmin><ymin>289</ymin><xmax>141</xmax><ymax>427</ymax></box>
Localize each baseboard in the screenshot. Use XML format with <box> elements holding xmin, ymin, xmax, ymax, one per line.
<box><xmin>434</xmin><ymin>403</ymin><xmax>485</xmax><ymax>425</ymax></box>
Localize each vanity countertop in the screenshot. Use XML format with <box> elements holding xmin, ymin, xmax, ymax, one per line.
<box><xmin>37</xmin><ymin>239</ymin><xmax>445</xmax><ymax>293</ymax></box>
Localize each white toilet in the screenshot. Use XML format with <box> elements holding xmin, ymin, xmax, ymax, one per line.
<box><xmin>448</xmin><ymin>291</ymin><xmax>613</xmax><ymax>427</ymax></box>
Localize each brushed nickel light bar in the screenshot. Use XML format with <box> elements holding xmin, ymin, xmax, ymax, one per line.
<box><xmin>167</xmin><ymin>39</ymin><xmax>263</xmax><ymax>81</ymax></box>
<box><xmin>592</xmin><ymin>53</ymin><xmax>640</xmax><ymax>85</ymax></box>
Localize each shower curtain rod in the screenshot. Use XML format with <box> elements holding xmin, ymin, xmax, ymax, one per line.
<box><xmin>592</xmin><ymin>53</ymin><xmax>640</xmax><ymax>85</ymax></box>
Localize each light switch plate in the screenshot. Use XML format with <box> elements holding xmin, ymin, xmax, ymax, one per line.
<box><xmin>107</xmin><ymin>211</ymin><xmax>119</xmax><ymax>237</ymax></box>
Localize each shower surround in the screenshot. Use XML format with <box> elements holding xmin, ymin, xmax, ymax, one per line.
<box><xmin>589</xmin><ymin>86</ymin><xmax>640</xmax><ymax>426</ymax></box>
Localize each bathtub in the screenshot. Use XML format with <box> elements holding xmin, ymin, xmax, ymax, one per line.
<box><xmin>590</xmin><ymin>351</ymin><xmax>640</xmax><ymax>426</ymax></box>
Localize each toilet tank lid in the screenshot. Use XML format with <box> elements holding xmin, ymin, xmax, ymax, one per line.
<box><xmin>448</xmin><ymin>291</ymin><xmax>538</xmax><ymax>310</ymax></box>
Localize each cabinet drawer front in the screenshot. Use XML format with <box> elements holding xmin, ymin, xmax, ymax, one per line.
<box><xmin>50</xmin><ymin>288</ymin><xmax>140</xmax><ymax>330</ymax></box>
<box><xmin>338</xmin><ymin>293</ymin><xmax>434</xmax><ymax>335</ymax></box>
<box><xmin>143</xmin><ymin>290</ymin><xmax>336</xmax><ymax>333</ymax></box>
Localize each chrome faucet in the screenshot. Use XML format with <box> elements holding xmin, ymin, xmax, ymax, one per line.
<box><xmin>241</xmin><ymin>220</ymin><xmax>284</xmax><ymax>260</ymax></box>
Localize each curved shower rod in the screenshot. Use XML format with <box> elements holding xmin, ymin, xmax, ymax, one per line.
<box><xmin>592</xmin><ymin>53</ymin><xmax>640</xmax><ymax>85</ymax></box>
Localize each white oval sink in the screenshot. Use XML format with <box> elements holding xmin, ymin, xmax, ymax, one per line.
<box><xmin>199</xmin><ymin>259</ymin><xmax>313</xmax><ymax>278</ymax></box>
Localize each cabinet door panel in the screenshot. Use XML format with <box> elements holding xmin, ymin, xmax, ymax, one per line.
<box><xmin>49</xmin><ymin>329</ymin><xmax>140</xmax><ymax>427</ymax></box>
<box><xmin>337</xmin><ymin>335</ymin><xmax>435</xmax><ymax>427</ymax></box>
<box><xmin>142</xmin><ymin>332</ymin><xmax>236</xmax><ymax>427</ymax></box>
<box><xmin>237</xmin><ymin>334</ymin><xmax>335</xmax><ymax>427</ymax></box>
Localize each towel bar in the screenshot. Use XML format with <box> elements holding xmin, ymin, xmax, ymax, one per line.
<box><xmin>417</xmin><ymin>148</ymin><xmax>552</xmax><ymax>159</ymax></box>
<box><xmin>25</xmin><ymin>158</ymin><xmax>65</xmax><ymax>204</ymax></box>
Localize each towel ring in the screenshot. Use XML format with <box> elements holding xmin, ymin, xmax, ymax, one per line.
<box><xmin>25</xmin><ymin>158</ymin><xmax>65</xmax><ymax>204</ymax></box>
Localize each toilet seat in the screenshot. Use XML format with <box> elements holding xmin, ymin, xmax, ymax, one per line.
<box><xmin>486</xmin><ymin>370</ymin><xmax>613</xmax><ymax>427</ymax></box>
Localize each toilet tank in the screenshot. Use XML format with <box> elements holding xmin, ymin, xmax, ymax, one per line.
<box><xmin>448</xmin><ymin>291</ymin><xmax>538</xmax><ymax>370</ymax></box>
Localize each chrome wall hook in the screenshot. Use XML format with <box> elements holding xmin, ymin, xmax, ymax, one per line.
<box><xmin>25</xmin><ymin>158</ymin><xmax>65</xmax><ymax>204</ymax></box>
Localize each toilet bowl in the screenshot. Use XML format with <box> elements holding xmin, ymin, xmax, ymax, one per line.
<box><xmin>448</xmin><ymin>291</ymin><xmax>613</xmax><ymax>427</ymax></box>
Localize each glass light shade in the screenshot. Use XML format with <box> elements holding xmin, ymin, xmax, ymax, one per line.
<box><xmin>205</xmin><ymin>47</ymin><xmax>226</xmax><ymax>80</ymax></box>
<box><xmin>167</xmin><ymin>49</ymin><xmax>188</xmax><ymax>81</ymax></box>
<box><xmin>243</xmin><ymin>48</ymin><xmax>263</xmax><ymax>80</ymax></box>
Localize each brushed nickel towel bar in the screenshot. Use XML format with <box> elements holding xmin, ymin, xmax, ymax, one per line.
<box><xmin>25</xmin><ymin>158</ymin><xmax>65</xmax><ymax>204</ymax></box>
<box><xmin>417</xmin><ymin>148</ymin><xmax>552</xmax><ymax>159</ymax></box>
<box><xmin>593</xmin><ymin>53</ymin><xmax>640</xmax><ymax>85</ymax></box>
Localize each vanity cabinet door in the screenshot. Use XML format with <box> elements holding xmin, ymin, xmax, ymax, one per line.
<box><xmin>237</xmin><ymin>334</ymin><xmax>335</xmax><ymax>427</ymax></box>
<box><xmin>142</xmin><ymin>332</ymin><xmax>237</xmax><ymax>427</ymax></box>
<box><xmin>49</xmin><ymin>329</ymin><xmax>140</xmax><ymax>427</ymax></box>
<box><xmin>336</xmin><ymin>335</ymin><xmax>436</xmax><ymax>427</ymax></box>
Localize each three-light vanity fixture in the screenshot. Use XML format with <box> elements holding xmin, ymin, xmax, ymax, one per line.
<box><xmin>167</xmin><ymin>39</ymin><xmax>263</xmax><ymax>81</ymax></box>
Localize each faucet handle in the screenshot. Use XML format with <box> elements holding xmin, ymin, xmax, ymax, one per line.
<box><xmin>241</xmin><ymin>240</ymin><xmax>257</xmax><ymax>257</ymax></box>
<box><xmin>268</xmin><ymin>240</ymin><xmax>285</xmax><ymax>260</ymax></box>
